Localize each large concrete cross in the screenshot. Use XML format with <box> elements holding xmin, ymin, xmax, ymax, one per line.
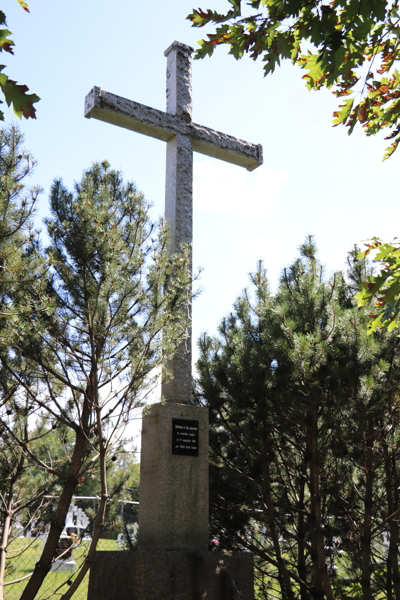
<box><xmin>84</xmin><ymin>41</ymin><xmax>263</xmax><ymax>404</ymax></box>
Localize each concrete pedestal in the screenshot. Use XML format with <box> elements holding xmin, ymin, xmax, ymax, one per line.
<box><xmin>87</xmin><ymin>550</ymin><xmax>253</xmax><ymax>600</ymax></box>
<box><xmin>138</xmin><ymin>402</ymin><xmax>209</xmax><ymax>552</ymax></box>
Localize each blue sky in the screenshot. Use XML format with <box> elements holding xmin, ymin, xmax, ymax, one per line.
<box><xmin>4</xmin><ymin>0</ymin><xmax>399</xmax><ymax>366</ymax></box>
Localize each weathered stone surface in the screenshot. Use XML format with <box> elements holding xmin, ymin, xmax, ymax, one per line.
<box><xmin>165</xmin><ymin>41</ymin><xmax>193</xmax><ymax>122</ymax></box>
<box><xmin>191</xmin><ymin>125</ymin><xmax>263</xmax><ymax>172</ymax></box>
<box><xmin>84</xmin><ymin>87</ymin><xmax>263</xmax><ymax>172</ymax></box>
<box><xmin>163</xmin><ymin>130</ymin><xmax>193</xmax><ymax>403</ymax></box>
<box><xmin>88</xmin><ymin>550</ymin><xmax>254</xmax><ymax>600</ymax></box>
<box><xmin>84</xmin><ymin>41</ymin><xmax>263</xmax><ymax>404</ymax></box>
<box><xmin>84</xmin><ymin>87</ymin><xmax>176</xmax><ymax>141</ymax></box>
<box><xmin>138</xmin><ymin>402</ymin><xmax>209</xmax><ymax>552</ymax></box>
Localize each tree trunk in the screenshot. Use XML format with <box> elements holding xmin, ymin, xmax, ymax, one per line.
<box><xmin>261</xmin><ymin>433</ymin><xmax>296</xmax><ymax>600</ymax></box>
<box><xmin>0</xmin><ymin>494</ymin><xmax>13</xmax><ymax>600</ymax></box>
<box><xmin>393</xmin><ymin>455</ymin><xmax>400</xmax><ymax>600</ymax></box>
<box><xmin>0</xmin><ymin>452</ymin><xmax>25</xmax><ymax>600</ymax></box>
<box><xmin>60</xmin><ymin>403</ymin><xmax>108</xmax><ymax>600</ymax></box>
<box><xmin>20</xmin><ymin>400</ymin><xmax>90</xmax><ymax>600</ymax></box>
<box><xmin>308</xmin><ymin>410</ymin><xmax>336</xmax><ymax>600</ymax></box>
<box><xmin>360</xmin><ymin>414</ymin><xmax>374</xmax><ymax>600</ymax></box>
<box><xmin>386</xmin><ymin>451</ymin><xmax>400</xmax><ymax>600</ymax></box>
<box><xmin>383</xmin><ymin>440</ymin><xmax>394</xmax><ymax>600</ymax></box>
<box><xmin>298</xmin><ymin>452</ymin><xmax>308</xmax><ymax>600</ymax></box>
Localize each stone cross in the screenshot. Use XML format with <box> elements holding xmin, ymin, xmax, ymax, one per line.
<box><xmin>84</xmin><ymin>41</ymin><xmax>263</xmax><ymax>404</ymax></box>
<box><xmin>86</xmin><ymin>45</ymin><xmax>259</xmax><ymax>597</ymax></box>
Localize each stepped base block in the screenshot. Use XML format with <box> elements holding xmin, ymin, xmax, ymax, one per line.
<box><xmin>88</xmin><ymin>550</ymin><xmax>253</xmax><ymax>600</ymax></box>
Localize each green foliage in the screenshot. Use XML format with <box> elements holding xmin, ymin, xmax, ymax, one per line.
<box><xmin>0</xmin><ymin>126</ymin><xmax>50</xmax><ymax>350</ymax></box>
<box><xmin>0</xmin><ymin>4</ymin><xmax>39</xmax><ymax>121</ymax></box>
<box><xmin>356</xmin><ymin>238</ymin><xmax>400</xmax><ymax>334</ymax></box>
<box><xmin>187</xmin><ymin>0</ymin><xmax>400</xmax><ymax>331</ymax></box>
<box><xmin>187</xmin><ymin>0</ymin><xmax>400</xmax><ymax>158</ymax></box>
<box><xmin>1</xmin><ymin>159</ymin><xmax>190</xmax><ymax>600</ymax></box>
<box><xmin>39</xmin><ymin>161</ymin><xmax>191</xmax><ymax>394</ymax></box>
<box><xmin>0</xmin><ymin>124</ymin><xmax>46</xmax><ymax>461</ymax></box>
<box><xmin>196</xmin><ymin>238</ymin><xmax>400</xmax><ymax>599</ymax></box>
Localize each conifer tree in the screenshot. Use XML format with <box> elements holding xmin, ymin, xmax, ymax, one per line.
<box><xmin>196</xmin><ymin>237</ymin><xmax>400</xmax><ymax>600</ymax></box>
<box><xmin>0</xmin><ymin>125</ymin><xmax>46</xmax><ymax>347</ymax></box>
<box><xmin>1</xmin><ymin>161</ymin><xmax>191</xmax><ymax>600</ymax></box>
<box><xmin>0</xmin><ymin>126</ymin><xmax>51</xmax><ymax>600</ymax></box>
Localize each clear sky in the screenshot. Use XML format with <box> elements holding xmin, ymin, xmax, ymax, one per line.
<box><xmin>5</xmin><ymin>0</ymin><xmax>399</xmax><ymax>376</ymax></box>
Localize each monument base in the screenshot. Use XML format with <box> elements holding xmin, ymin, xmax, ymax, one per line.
<box><xmin>139</xmin><ymin>402</ymin><xmax>209</xmax><ymax>552</ymax></box>
<box><xmin>88</xmin><ymin>550</ymin><xmax>253</xmax><ymax>600</ymax></box>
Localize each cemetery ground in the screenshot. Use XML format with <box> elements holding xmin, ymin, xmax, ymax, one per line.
<box><xmin>1</xmin><ymin>35</ymin><xmax>399</xmax><ymax>596</ymax></box>
<box><xmin>4</xmin><ymin>532</ymin><xmax>390</xmax><ymax>599</ymax></box>
<box><xmin>4</xmin><ymin>537</ymin><xmax>117</xmax><ymax>600</ymax></box>
<box><xmin>252</xmin><ymin>551</ymin><xmax>388</xmax><ymax>600</ymax></box>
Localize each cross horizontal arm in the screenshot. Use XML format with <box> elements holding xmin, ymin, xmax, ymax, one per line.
<box><xmin>191</xmin><ymin>124</ymin><xmax>263</xmax><ymax>172</ymax></box>
<box><xmin>85</xmin><ymin>87</ymin><xmax>177</xmax><ymax>143</ymax></box>
<box><xmin>84</xmin><ymin>87</ymin><xmax>263</xmax><ymax>172</ymax></box>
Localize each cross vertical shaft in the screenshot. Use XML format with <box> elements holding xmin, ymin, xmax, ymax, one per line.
<box><xmin>84</xmin><ymin>39</ymin><xmax>263</xmax><ymax>567</ymax></box>
<box><xmin>162</xmin><ymin>42</ymin><xmax>194</xmax><ymax>403</ymax></box>
<box><xmin>84</xmin><ymin>40</ymin><xmax>263</xmax><ymax>406</ymax></box>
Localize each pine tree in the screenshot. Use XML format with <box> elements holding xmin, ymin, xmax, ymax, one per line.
<box><xmin>0</xmin><ymin>126</ymin><xmax>50</xmax><ymax>600</ymax></box>
<box><xmin>0</xmin><ymin>125</ymin><xmax>48</xmax><ymax>346</ymax></box>
<box><xmin>1</xmin><ymin>161</ymin><xmax>191</xmax><ymax>600</ymax></box>
<box><xmin>196</xmin><ymin>237</ymin><xmax>400</xmax><ymax>600</ymax></box>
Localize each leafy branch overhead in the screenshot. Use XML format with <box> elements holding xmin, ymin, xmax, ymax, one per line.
<box><xmin>0</xmin><ymin>3</ymin><xmax>39</xmax><ymax>121</ymax></box>
<box><xmin>188</xmin><ymin>0</ymin><xmax>400</xmax><ymax>159</ymax></box>
<box><xmin>356</xmin><ymin>239</ymin><xmax>400</xmax><ymax>334</ymax></box>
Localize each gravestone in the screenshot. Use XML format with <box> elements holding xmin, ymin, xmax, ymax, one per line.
<box><xmin>50</xmin><ymin>537</ymin><xmax>76</xmax><ymax>573</ymax></box>
<box><xmin>66</xmin><ymin>504</ymin><xmax>90</xmax><ymax>532</ymax></box>
<box><xmin>86</xmin><ymin>42</ymin><xmax>262</xmax><ymax>600</ymax></box>
<box><xmin>51</xmin><ymin>504</ymin><xmax>88</xmax><ymax>573</ymax></box>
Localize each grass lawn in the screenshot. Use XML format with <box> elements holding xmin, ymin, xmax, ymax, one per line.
<box><xmin>5</xmin><ymin>540</ymin><xmax>389</xmax><ymax>599</ymax></box>
<box><xmin>5</xmin><ymin>538</ymin><xmax>117</xmax><ymax>600</ymax></box>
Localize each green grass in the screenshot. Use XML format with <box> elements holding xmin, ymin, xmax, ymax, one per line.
<box><xmin>4</xmin><ymin>537</ymin><xmax>117</xmax><ymax>600</ymax></box>
<box><xmin>4</xmin><ymin>539</ymin><xmax>390</xmax><ymax>599</ymax></box>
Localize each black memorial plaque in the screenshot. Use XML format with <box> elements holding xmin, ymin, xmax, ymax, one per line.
<box><xmin>172</xmin><ymin>418</ymin><xmax>199</xmax><ymax>456</ymax></box>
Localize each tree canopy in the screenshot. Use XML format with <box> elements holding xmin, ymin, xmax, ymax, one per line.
<box><xmin>356</xmin><ymin>238</ymin><xmax>400</xmax><ymax>334</ymax></box>
<box><xmin>0</xmin><ymin>157</ymin><xmax>191</xmax><ymax>600</ymax></box>
<box><xmin>0</xmin><ymin>2</ymin><xmax>39</xmax><ymax>120</ymax></box>
<box><xmin>196</xmin><ymin>239</ymin><xmax>400</xmax><ymax>599</ymax></box>
<box><xmin>188</xmin><ymin>0</ymin><xmax>400</xmax><ymax>159</ymax></box>
<box><xmin>187</xmin><ymin>0</ymin><xmax>400</xmax><ymax>332</ymax></box>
